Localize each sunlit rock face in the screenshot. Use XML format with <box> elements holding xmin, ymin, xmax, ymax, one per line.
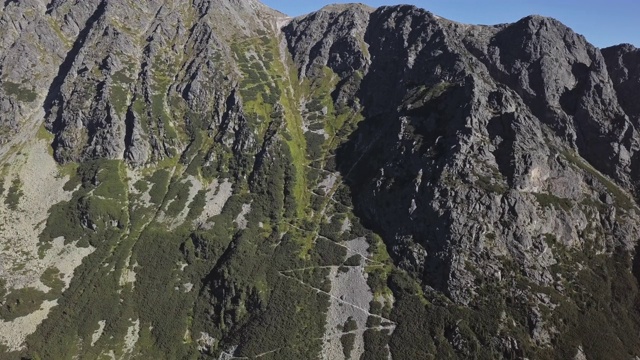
<box><xmin>1</xmin><ymin>1</ymin><xmax>640</xmax><ymax>359</ymax></box>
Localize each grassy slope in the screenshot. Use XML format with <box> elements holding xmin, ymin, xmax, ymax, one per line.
<box><xmin>7</xmin><ymin>12</ymin><xmax>638</xmax><ymax>360</ymax></box>
<box><xmin>14</xmin><ymin>25</ymin><xmax>369</xmax><ymax>360</ymax></box>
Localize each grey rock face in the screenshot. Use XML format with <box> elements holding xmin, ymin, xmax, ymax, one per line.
<box><xmin>602</xmin><ymin>44</ymin><xmax>640</xmax><ymax>189</ymax></box>
<box><xmin>0</xmin><ymin>0</ymin><xmax>285</xmax><ymax>165</ymax></box>
<box><xmin>2</xmin><ymin>1</ymin><xmax>640</xmax><ymax>358</ymax></box>
<box><xmin>284</xmin><ymin>4</ymin><xmax>372</xmax><ymax>78</ymax></box>
<box><xmin>603</xmin><ymin>44</ymin><xmax>640</xmax><ymax>122</ymax></box>
<box><xmin>296</xmin><ymin>3</ymin><xmax>634</xmax><ymax>292</ymax></box>
<box><xmin>287</xmin><ymin>5</ymin><xmax>640</xmax><ymax>354</ymax></box>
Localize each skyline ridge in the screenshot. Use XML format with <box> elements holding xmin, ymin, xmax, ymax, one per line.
<box><xmin>262</xmin><ymin>0</ymin><xmax>639</xmax><ymax>48</ymax></box>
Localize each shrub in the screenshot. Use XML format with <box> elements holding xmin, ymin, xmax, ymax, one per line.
<box><xmin>344</xmin><ymin>254</ymin><xmax>362</xmax><ymax>267</ymax></box>
<box><xmin>0</xmin><ymin>288</ymin><xmax>50</xmax><ymax>321</ymax></box>
<box><xmin>4</xmin><ymin>178</ymin><xmax>23</xmax><ymax>210</ymax></box>
<box><xmin>341</xmin><ymin>333</ymin><xmax>356</xmax><ymax>359</ymax></box>
<box><xmin>533</xmin><ymin>193</ymin><xmax>573</xmax><ymax>211</ymax></box>
<box><xmin>148</xmin><ymin>169</ymin><xmax>171</xmax><ymax>205</ymax></box>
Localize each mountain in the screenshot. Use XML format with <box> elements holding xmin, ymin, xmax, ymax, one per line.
<box><xmin>1</xmin><ymin>1</ymin><xmax>640</xmax><ymax>359</ymax></box>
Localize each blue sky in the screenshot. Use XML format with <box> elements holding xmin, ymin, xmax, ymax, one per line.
<box><xmin>261</xmin><ymin>1</ymin><xmax>639</xmax><ymax>48</ymax></box>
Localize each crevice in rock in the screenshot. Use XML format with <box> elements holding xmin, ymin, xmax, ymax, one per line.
<box><xmin>559</xmin><ymin>62</ymin><xmax>589</xmax><ymax>115</ymax></box>
<box><xmin>487</xmin><ymin>113</ymin><xmax>517</xmax><ymax>184</ymax></box>
<box><xmin>214</xmin><ymin>89</ymin><xmax>239</xmax><ymax>143</ymax></box>
<box><xmin>44</xmin><ymin>0</ymin><xmax>58</xmax><ymax>15</ymax></box>
<box><xmin>123</xmin><ymin>103</ymin><xmax>135</xmax><ymax>161</ymax></box>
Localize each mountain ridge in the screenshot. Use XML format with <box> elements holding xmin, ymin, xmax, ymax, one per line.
<box><xmin>0</xmin><ymin>1</ymin><xmax>639</xmax><ymax>359</ymax></box>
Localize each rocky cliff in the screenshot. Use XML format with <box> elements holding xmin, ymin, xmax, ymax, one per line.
<box><xmin>1</xmin><ymin>1</ymin><xmax>640</xmax><ymax>359</ymax></box>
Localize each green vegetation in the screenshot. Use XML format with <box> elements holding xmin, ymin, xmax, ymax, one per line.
<box><xmin>91</xmin><ymin>161</ymin><xmax>127</xmax><ymax>200</ymax></box>
<box><xmin>40</xmin><ymin>268</ymin><xmax>65</xmax><ymax>296</ymax></box>
<box><xmin>133</xmin><ymin>179</ymin><xmax>149</xmax><ymax>193</ymax></box>
<box><xmin>148</xmin><ymin>169</ymin><xmax>171</xmax><ymax>205</ymax></box>
<box><xmin>229</xmin><ymin>34</ymin><xmax>366</xmax><ymax>227</ymax></box>
<box><xmin>10</xmin><ymin>18</ymin><xmax>638</xmax><ymax>360</ymax></box>
<box><xmin>310</xmin><ymin>238</ymin><xmax>347</xmax><ymax>266</ymax></box>
<box><xmin>27</xmin><ymin>158</ymin><xmax>193</xmax><ymax>359</ymax></box>
<box><xmin>318</xmin><ymin>214</ymin><xmax>346</xmax><ymax>241</ymax></box>
<box><xmin>539</xmin><ymin>245</ymin><xmax>640</xmax><ymax>360</ymax></box>
<box><xmin>0</xmin><ymin>287</ymin><xmax>50</xmax><ymax>321</ymax></box>
<box><xmin>40</xmin><ymin>159</ymin><xmax>128</xmax><ymax>247</ymax></box>
<box><xmin>0</xmin><ymin>279</ymin><xmax>6</xmax><ymax>299</ymax></box>
<box><xmin>344</xmin><ymin>254</ymin><xmax>362</xmax><ymax>267</ymax></box>
<box><xmin>163</xmin><ymin>179</ymin><xmax>192</xmax><ymax>217</ymax></box>
<box><xmin>366</xmin><ymin>315</ymin><xmax>381</xmax><ymax>328</ymax></box>
<box><xmin>36</xmin><ymin>123</ymin><xmax>55</xmax><ymax>143</ymax></box>
<box><xmin>0</xmin><ymin>17</ymin><xmax>375</xmax><ymax>360</ymax></box>
<box><xmin>287</xmin><ymin>267</ymin><xmax>331</xmax><ymax>292</ymax></box>
<box><xmin>423</xmin><ymin>82</ymin><xmax>452</xmax><ymax>101</ymax></box>
<box><xmin>533</xmin><ymin>192</ymin><xmax>573</xmax><ymax>211</ymax></box>
<box><xmin>475</xmin><ymin>174</ymin><xmax>507</xmax><ymax>194</ymax></box>
<box><xmin>562</xmin><ymin>149</ymin><xmax>634</xmax><ymax>210</ymax></box>
<box><xmin>2</xmin><ymin>81</ymin><xmax>38</xmax><ymax>102</ymax></box>
<box><xmin>4</xmin><ymin>178</ymin><xmax>23</xmax><ymax>210</ymax></box>
<box><xmin>343</xmin><ymin>317</ymin><xmax>358</xmax><ymax>332</ymax></box>
<box><xmin>110</xmin><ymin>85</ymin><xmax>130</xmax><ymax>116</ymax></box>
<box><xmin>341</xmin><ymin>333</ymin><xmax>356</xmax><ymax>359</ymax></box>
<box><xmin>362</xmin><ymin>329</ymin><xmax>391</xmax><ymax>360</ymax></box>
<box><xmin>186</xmin><ymin>189</ymin><xmax>206</xmax><ymax>219</ymax></box>
<box><xmin>402</xmin><ymin>82</ymin><xmax>452</xmax><ymax>110</ymax></box>
<box><xmin>109</xmin><ymin>65</ymin><xmax>135</xmax><ymax>115</ymax></box>
<box><xmin>305</xmin><ymin>131</ymin><xmax>325</xmax><ymax>161</ymax></box>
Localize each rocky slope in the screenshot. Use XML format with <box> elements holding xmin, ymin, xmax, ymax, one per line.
<box><xmin>1</xmin><ymin>1</ymin><xmax>640</xmax><ymax>359</ymax></box>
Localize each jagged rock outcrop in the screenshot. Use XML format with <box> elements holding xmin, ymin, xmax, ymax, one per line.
<box><xmin>1</xmin><ymin>1</ymin><xmax>640</xmax><ymax>359</ymax></box>
<box><xmin>603</xmin><ymin>44</ymin><xmax>640</xmax><ymax>122</ymax></box>
<box><xmin>287</xmin><ymin>4</ymin><xmax>640</xmax><ymax>358</ymax></box>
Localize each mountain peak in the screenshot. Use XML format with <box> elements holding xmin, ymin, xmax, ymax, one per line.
<box><xmin>2</xmin><ymin>2</ymin><xmax>640</xmax><ymax>359</ymax></box>
<box><xmin>316</xmin><ymin>2</ymin><xmax>375</xmax><ymax>14</ymax></box>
